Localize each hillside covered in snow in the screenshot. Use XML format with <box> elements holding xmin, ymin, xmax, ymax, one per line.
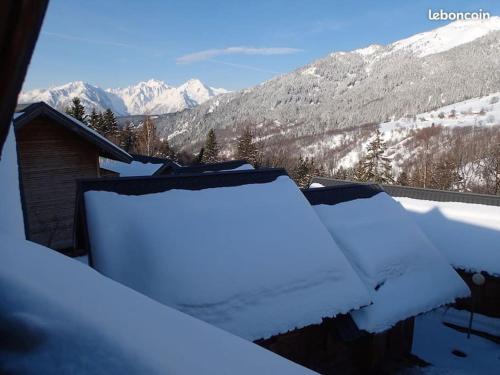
<box><xmin>18</xmin><ymin>79</ymin><xmax>228</xmax><ymax>116</ymax></box>
<box><xmin>154</xmin><ymin>17</ymin><xmax>500</xmax><ymax>170</ymax></box>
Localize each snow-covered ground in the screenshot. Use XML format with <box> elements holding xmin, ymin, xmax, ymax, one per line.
<box><xmin>312</xmin><ymin>192</ymin><xmax>469</xmax><ymax>333</ymax></box>
<box><xmin>407</xmin><ymin>307</ymin><xmax>500</xmax><ymax>375</ymax></box>
<box><xmin>0</xmin><ymin>122</ymin><xmax>314</xmax><ymax>374</ymax></box>
<box><xmin>395</xmin><ymin>197</ymin><xmax>500</xmax><ymax>276</ymax></box>
<box><xmin>0</xmin><ymin>233</ymin><xmax>317</xmax><ymax>375</ymax></box>
<box><xmin>84</xmin><ymin>175</ymin><xmax>371</xmax><ymax>341</ymax></box>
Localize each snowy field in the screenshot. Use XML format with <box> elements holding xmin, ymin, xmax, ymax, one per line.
<box><xmin>380</xmin><ymin>92</ymin><xmax>500</xmax><ymax>135</ymax></box>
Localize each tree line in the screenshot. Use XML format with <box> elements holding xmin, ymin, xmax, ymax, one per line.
<box><xmin>66</xmin><ymin>96</ymin><xmax>500</xmax><ymax>194</ymax></box>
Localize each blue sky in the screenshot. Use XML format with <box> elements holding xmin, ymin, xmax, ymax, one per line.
<box><xmin>24</xmin><ymin>0</ymin><xmax>500</xmax><ymax>91</ymax></box>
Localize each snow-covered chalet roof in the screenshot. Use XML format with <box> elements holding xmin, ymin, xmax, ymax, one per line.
<box><xmin>303</xmin><ymin>184</ymin><xmax>470</xmax><ymax>333</ymax></box>
<box><xmin>77</xmin><ymin>169</ymin><xmax>371</xmax><ymax>341</ymax></box>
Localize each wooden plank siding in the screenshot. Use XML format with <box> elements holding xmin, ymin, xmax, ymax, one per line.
<box><xmin>16</xmin><ymin>117</ymin><xmax>101</xmax><ymax>250</ymax></box>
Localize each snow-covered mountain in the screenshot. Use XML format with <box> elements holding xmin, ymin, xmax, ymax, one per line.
<box><xmin>329</xmin><ymin>92</ymin><xmax>500</xmax><ymax>171</ymax></box>
<box><xmin>155</xmin><ymin>17</ymin><xmax>500</xmax><ymax>160</ymax></box>
<box><xmin>19</xmin><ymin>79</ymin><xmax>228</xmax><ymax>116</ymax></box>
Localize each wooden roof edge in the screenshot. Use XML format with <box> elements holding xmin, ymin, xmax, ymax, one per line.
<box><xmin>14</xmin><ymin>102</ymin><xmax>133</xmax><ymax>163</ymax></box>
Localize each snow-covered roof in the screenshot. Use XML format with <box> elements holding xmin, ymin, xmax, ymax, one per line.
<box><xmin>0</xmin><ymin>232</ymin><xmax>317</xmax><ymax>375</ymax></box>
<box><xmin>99</xmin><ymin>157</ymin><xmax>164</xmax><ymax>177</ymax></box>
<box><xmin>395</xmin><ymin>197</ymin><xmax>500</xmax><ymax>276</ymax></box>
<box><xmin>304</xmin><ymin>185</ymin><xmax>469</xmax><ymax>333</ymax></box>
<box><xmin>14</xmin><ymin>102</ymin><xmax>132</xmax><ymax>163</ymax></box>
<box><xmin>80</xmin><ymin>170</ymin><xmax>370</xmax><ymax>341</ymax></box>
<box><xmin>155</xmin><ymin>159</ymin><xmax>253</xmax><ymax>176</ymax></box>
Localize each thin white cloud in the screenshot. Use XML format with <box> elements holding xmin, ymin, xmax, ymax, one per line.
<box><xmin>176</xmin><ymin>46</ymin><xmax>302</xmax><ymax>64</ymax></box>
<box><xmin>42</xmin><ymin>31</ymin><xmax>134</xmax><ymax>48</ymax></box>
<box><xmin>207</xmin><ymin>59</ymin><xmax>281</xmax><ymax>74</ymax></box>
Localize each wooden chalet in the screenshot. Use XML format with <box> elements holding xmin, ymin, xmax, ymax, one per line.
<box><xmin>13</xmin><ymin>102</ymin><xmax>132</xmax><ymax>251</ymax></box>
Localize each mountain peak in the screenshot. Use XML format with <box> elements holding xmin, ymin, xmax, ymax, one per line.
<box><xmin>20</xmin><ymin>79</ymin><xmax>228</xmax><ymax>116</ymax></box>
<box><xmin>391</xmin><ymin>16</ymin><xmax>500</xmax><ymax>57</ymax></box>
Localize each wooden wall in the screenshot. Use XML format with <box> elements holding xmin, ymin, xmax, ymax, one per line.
<box><xmin>455</xmin><ymin>270</ymin><xmax>500</xmax><ymax>318</ymax></box>
<box><xmin>16</xmin><ymin>117</ymin><xmax>100</xmax><ymax>251</ymax></box>
<box><xmin>256</xmin><ymin>316</ymin><xmax>415</xmax><ymax>374</ymax></box>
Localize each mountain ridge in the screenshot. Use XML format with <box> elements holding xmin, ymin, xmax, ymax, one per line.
<box><xmin>153</xmin><ymin>17</ymin><xmax>500</xmax><ymax>160</ymax></box>
<box><xmin>19</xmin><ymin>79</ymin><xmax>229</xmax><ymax>116</ymax></box>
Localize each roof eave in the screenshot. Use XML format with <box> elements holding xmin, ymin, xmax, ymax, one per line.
<box><xmin>14</xmin><ymin>102</ymin><xmax>132</xmax><ymax>163</ymax></box>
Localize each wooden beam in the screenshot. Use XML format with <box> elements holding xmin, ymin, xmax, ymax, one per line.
<box><xmin>0</xmin><ymin>0</ymin><xmax>48</xmax><ymax>156</ymax></box>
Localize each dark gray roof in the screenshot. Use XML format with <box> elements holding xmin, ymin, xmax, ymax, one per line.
<box><xmin>14</xmin><ymin>102</ymin><xmax>132</xmax><ymax>163</ymax></box>
<box><xmin>155</xmin><ymin>159</ymin><xmax>252</xmax><ymax>176</ymax></box>
<box><xmin>130</xmin><ymin>153</ymin><xmax>180</xmax><ymax>166</ymax></box>
<box><xmin>75</xmin><ymin>168</ymin><xmax>288</xmax><ymax>257</ymax></box>
<box><xmin>303</xmin><ymin>183</ymin><xmax>384</xmax><ymax>206</ymax></box>
<box><xmin>312</xmin><ymin>177</ymin><xmax>500</xmax><ymax>207</ymax></box>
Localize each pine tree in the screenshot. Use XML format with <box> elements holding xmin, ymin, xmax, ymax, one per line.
<box><xmin>119</xmin><ymin>122</ymin><xmax>137</xmax><ymax>152</ymax></box>
<box><xmin>292</xmin><ymin>156</ymin><xmax>312</xmax><ymax>188</ymax></box>
<box><xmin>88</xmin><ymin>108</ymin><xmax>100</xmax><ymax>131</ymax></box>
<box><xmin>431</xmin><ymin>157</ymin><xmax>462</xmax><ymax>191</ymax></box>
<box><xmin>291</xmin><ymin>156</ymin><xmax>324</xmax><ymax>188</ymax></box>
<box><xmin>66</xmin><ymin>97</ymin><xmax>87</xmax><ymax>124</ymax></box>
<box><xmin>102</xmin><ymin>109</ymin><xmax>119</xmax><ymax>139</ymax></box>
<box><xmin>195</xmin><ymin>148</ymin><xmax>205</xmax><ymax>164</ymax></box>
<box><xmin>396</xmin><ymin>171</ymin><xmax>409</xmax><ymax>186</ymax></box>
<box><xmin>235</xmin><ymin>127</ymin><xmax>259</xmax><ymax>166</ymax></box>
<box><xmin>359</xmin><ymin>130</ymin><xmax>393</xmax><ymax>183</ymax></box>
<box><xmin>353</xmin><ymin>157</ymin><xmax>368</xmax><ymax>182</ymax></box>
<box><xmin>202</xmin><ymin>129</ymin><xmax>219</xmax><ymax>163</ymax></box>
<box><xmin>334</xmin><ymin>166</ymin><xmax>348</xmax><ymax>180</ymax></box>
<box><xmin>156</xmin><ymin>138</ymin><xmax>177</xmax><ymax>160</ymax></box>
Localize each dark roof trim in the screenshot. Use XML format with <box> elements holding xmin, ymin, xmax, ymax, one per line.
<box><xmin>303</xmin><ymin>183</ymin><xmax>384</xmax><ymax>206</ymax></box>
<box><xmin>14</xmin><ymin>102</ymin><xmax>132</xmax><ymax>163</ymax></box>
<box><xmin>0</xmin><ymin>1</ymin><xmax>48</xmax><ymax>155</ymax></box>
<box><xmin>155</xmin><ymin>159</ymin><xmax>252</xmax><ymax>176</ymax></box>
<box><xmin>312</xmin><ymin>177</ymin><xmax>500</xmax><ymax>207</ymax></box>
<box><xmin>130</xmin><ymin>153</ymin><xmax>180</xmax><ymax>165</ymax></box>
<box><xmin>74</xmin><ymin>168</ymin><xmax>289</xmax><ymax>257</ymax></box>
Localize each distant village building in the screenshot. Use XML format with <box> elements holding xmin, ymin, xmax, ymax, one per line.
<box><xmin>14</xmin><ymin>102</ymin><xmax>132</xmax><ymax>251</ymax></box>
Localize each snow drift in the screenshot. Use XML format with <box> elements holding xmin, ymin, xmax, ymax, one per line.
<box><xmin>83</xmin><ymin>175</ymin><xmax>371</xmax><ymax>341</ymax></box>
<box><xmin>312</xmin><ymin>192</ymin><xmax>470</xmax><ymax>333</ymax></box>
<box><xmin>0</xmin><ymin>233</ymin><xmax>317</xmax><ymax>375</ymax></box>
